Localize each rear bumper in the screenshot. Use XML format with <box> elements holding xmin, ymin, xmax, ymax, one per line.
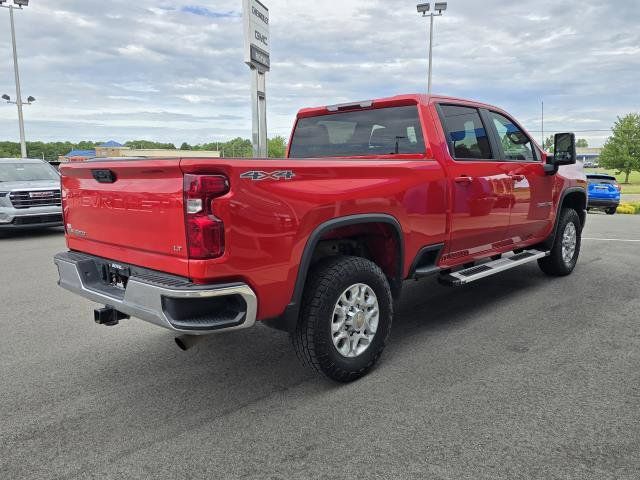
<box><xmin>588</xmin><ymin>198</ymin><xmax>619</xmax><ymax>208</ymax></box>
<box><xmin>53</xmin><ymin>251</ymin><xmax>257</xmax><ymax>335</ymax></box>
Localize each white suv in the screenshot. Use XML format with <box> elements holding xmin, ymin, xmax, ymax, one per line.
<box><xmin>0</xmin><ymin>158</ymin><xmax>63</xmax><ymax>230</ymax></box>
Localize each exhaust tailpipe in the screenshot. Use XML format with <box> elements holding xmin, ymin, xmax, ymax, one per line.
<box><xmin>175</xmin><ymin>335</ymin><xmax>205</xmax><ymax>351</ymax></box>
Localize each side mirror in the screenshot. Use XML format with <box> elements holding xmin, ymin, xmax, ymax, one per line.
<box><xmin>544</xmin><ymin>132</ymin><xmax>576</xmax><ymax>174</ymax></box>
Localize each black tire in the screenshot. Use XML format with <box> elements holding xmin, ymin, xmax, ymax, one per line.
<box><xmin>292</xmin><ymin>256</ymin><xmax>393</xmax><ymax>383</ymax></box>
<box><xmin>606</xmin><ymin>207</ymin><xmax>617</xmax><ymax>215</ymax></box>
<box><xmin>538</xmin><ymin>208</ymin><xmax>582</xmax><ymax>276</ymax></box>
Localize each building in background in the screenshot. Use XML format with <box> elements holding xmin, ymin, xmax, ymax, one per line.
<box><xmin>62</xmin><ymin>149</ymin><xmax>96</xmax><ymax>162</ymax></box>
<box><xmin>60</xmin><ymin>140</ymin><xmax>220</xmax><ymax>162</ymax></box>
<box><xmin>94</xmin><ymin>140</ymin><xmax>126</xmax><ymax>158</ymax></box>
<box><xmin>576</xmin><ymin>147</ymin><xmax>602</xmax><ymax>168</ymax></box>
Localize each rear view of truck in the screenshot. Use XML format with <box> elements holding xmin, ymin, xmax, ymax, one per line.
<box><xmin>54</xmin><ymin>94</ymin><xmax>585</xmax><ymax>383</ymax></box>
<box><xmin>53</xmin><ymin>96</ymin><xmax>439</xmax><ymax>383</ymax></box>
<box><xmin>55</xmin><ymin>158</ymin><xmax>258</xmax><ymax>335</ymax></box>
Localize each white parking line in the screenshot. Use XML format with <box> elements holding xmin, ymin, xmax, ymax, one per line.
<box><xmin>583</xmin><ymin>237</ymin><xmax>640</xmax><ymax>243</ymax></box>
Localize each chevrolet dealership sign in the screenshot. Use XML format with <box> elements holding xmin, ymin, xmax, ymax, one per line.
<box><xmin>243</xmin><ymin>0</ymin><xmax>270</xmax><ymax>72</ymax></box>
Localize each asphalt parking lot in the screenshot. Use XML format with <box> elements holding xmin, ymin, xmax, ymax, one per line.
<box><xmin>1</xmin><ymin>215</ymin><xmax>639</xmax><ymax>480</ymax></box>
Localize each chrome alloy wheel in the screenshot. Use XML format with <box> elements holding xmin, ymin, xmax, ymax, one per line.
<box><xmin>331</xmin><ymin>283</ymin><xmax>379</xmax><ymax>358</ymax></box>
<box><xmin>562</xmin><ymin>222</ymin><xmax>577</xmax><ymax>265</ymax></box>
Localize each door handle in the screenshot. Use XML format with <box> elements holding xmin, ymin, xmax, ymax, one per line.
<box><xmin>454</xmin><ymin>176</ymin><xmax>473</xmax><ymax>185</ymax></box>
<box><xmin>510</xmin><ymin>174</ymin><xmax>525</xmax><ymax>182</ymax></box>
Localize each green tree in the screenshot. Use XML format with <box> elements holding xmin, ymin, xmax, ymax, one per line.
<box><xmin>76</xmin><ymin>141</ymin><xmax>99</xmax><ymax>150</ymax></box>
<box><xmin>180</xmin><ymin>142</ymin><xmax>192</xmax><ymax>150</ymax></box>
<box><xmin>268</xmin><ymin>136</ymin><xmax>287</xmax><ymax>158</ymax></box>
<box><xmin>125</xmin><ymin>140</ymin><xmax>176</xmax><ymax>150</ymax></box>
<box><xmin>220</xmin><ymin>137</ymin><xmax>253</xmax><ymax>158</ymax></box>
<box><xmin>542</xmin><ymin>135</ymin><xmax>554</xmax><ymax>152</ymax></box>
<box><xmin>576</xmin><ymin>138</ymin><xmax>589</xmax><ymax>148</ymax></box>
<box><xmin>599</xmin><ymin>113</ymin><xmax>640</xmax><ymax>184</ymax></box>
<box><xmin>0</xmin><ymin>140</ymin><xmax>104</xmax><ymax>161</ymax></box>
<box><xmin>0</xmin><ymin>141</ymin><xmax>21</xmax><ymax>158</ymax></box>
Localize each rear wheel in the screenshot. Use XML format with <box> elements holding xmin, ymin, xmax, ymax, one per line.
<box><xmin>538</xmin><ymin>208</ymin><xmax>582</xmax><ymax>276</ymax></box>
<box><xmin>292</xmin><ymin>256</ymin><xmax>393</xmax><ymax>382</ymax></box>
<box><xmin>606</xmin><ymin>207</ymin><xmax>617</xmax><ymax>215</ymax></box>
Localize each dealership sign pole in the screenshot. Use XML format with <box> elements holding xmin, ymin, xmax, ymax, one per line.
<box><xmin>243</xmin><ymin>0</ymin><xmax>270</xmax><ymax>158</ymax></box>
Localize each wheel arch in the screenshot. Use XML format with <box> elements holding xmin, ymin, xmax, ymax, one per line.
<box><xmin>561</xmin><ymin>188</ymin><xmax>588</xmax><ymax>229</ymax></box>
<box><xmin>267</xmin><ymin>214</ymin><xmax>404</xmax><ymax>332</ymax></box>
<box><xmin>541</xmin><ymin>187</ymin><xmax>587</xmax><ymax>250</ymax></box>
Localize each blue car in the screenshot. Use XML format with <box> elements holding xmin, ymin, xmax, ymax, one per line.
<box><xmin>587</xmin><ymin>173</ymin><xmax>621</xmax><ymax>215</ymax></box>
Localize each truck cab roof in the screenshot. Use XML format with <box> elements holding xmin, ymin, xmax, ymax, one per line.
<box><xmin>297</xmin><ymin>93</ymin><xmax>504</xmax><ymax>118</ymax></box>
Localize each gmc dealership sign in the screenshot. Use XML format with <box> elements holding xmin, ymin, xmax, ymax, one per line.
<box><xmin>243</xmin><ymin>0</ymin><xmax>270</xmax><ymax>72</ymax></box>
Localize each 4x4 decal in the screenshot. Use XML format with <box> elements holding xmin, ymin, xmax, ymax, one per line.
<box><xmin>240</xmin><ymin>170</ymin><xmax>295</xmax><ymax>181</ymax></box>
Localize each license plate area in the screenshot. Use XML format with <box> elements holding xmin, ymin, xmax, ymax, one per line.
<box><xmin>101</xmin><ymin>262</ymin><xmax>131</xmax><ymax>290</ymax></box>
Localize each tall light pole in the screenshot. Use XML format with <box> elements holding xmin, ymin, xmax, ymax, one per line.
<box><xmin>417</xmin><ymin>2</ymin><xmax>448</xmax><ymax>95</ymax></box>
<box><xmin>541</xmin><ymin>100</ymin><xmax>545</xmax><ymax>146</ymax></box>
<box><xmin>1</xmin><ymin>0</ymin><xmax>31</xmax><ymax>158</ymax></box>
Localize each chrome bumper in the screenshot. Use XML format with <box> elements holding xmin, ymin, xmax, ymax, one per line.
<box><xmin>54</xmin><ymin>251</ymin><xmax>257</xmax><ymax>335</ymax></box>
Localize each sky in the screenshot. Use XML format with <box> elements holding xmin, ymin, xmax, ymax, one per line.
<box><xmin>0</xmin><ymin>0</ymin><xmax>638</xmax><ymax>147</ymax></box>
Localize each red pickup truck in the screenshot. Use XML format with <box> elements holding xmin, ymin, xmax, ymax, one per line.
<box><xmin>54</xmin><ymin>94</ymin><xmax>587</xmax><ymax>382</ymax></box>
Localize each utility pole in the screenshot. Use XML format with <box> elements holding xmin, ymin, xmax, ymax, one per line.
<box><xmin>541</xmin><ymin>100</ymin><xmax>545</xmax><ymax>147</ymax></box>
<box><xmin>428</xmin><ymin>12</ymin><xmax>434</xmax><ymax>94</ymax></box>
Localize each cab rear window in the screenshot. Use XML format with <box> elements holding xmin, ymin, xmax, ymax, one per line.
<box><xmin>587</xmin><ymin>175</ymin><xmax>616</xmax><ymax>185</ymax></box>
<box><xmin>288</xmin><ymin>105</ymin><xmax>425</xmax><ymax>158</ymax></box>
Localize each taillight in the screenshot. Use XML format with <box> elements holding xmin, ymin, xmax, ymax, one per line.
<box><xmin>61</xmin><ymin>183</ymin><xmax>68</xmax><ymax>232</ymax></box>
<box><xmin>183</xmin><ymin>174</ymin><xmax>229</xmax><ymax>259</ymax></box>
<box><xmin>614</xmin><ymin>183</ymin><xmax>621</xmax><ymax>192</ymax></box>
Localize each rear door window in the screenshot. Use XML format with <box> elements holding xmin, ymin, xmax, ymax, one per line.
<box><xmin>288</xmin><ymin>105</ymin><xmax>425</xmax><ymax>158</ymax></box>
<box><xmin>438</xmin><ymin>105</ymin><xmax>493</xmax><ymax>160</ymax></box>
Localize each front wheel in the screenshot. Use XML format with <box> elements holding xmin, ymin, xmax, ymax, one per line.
<box><xmin>538</xmin><ymin>208</ymin><xmax>582</xmax><ymax>276</ymax></box>
<box><xmin>292</xmin><ymin>256</ymin><xmax>393</xmax><ymax>382</ymax></box>
<box><xmin>606</xmin><ymin>207</ymin><xmax>617</xmax><ymax>215</ymax></box>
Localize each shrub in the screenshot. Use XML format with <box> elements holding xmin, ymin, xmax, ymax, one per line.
<box><xmin>617</xmin><ymin>203</ymin><xmax>637</xmax><ymax>214</ymax></box>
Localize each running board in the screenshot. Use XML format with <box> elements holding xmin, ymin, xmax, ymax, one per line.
<box><xmin>438</xmin><ymin>250</ymin><xmax>549</xmax><ymax>286</ymax></box>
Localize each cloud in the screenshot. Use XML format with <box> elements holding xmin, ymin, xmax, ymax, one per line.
<box><xmin>0</xmin><ymin>0</ymin><xmax>637</xmax><ymax>147</ymax></box>
<box><xmin>181</xmin><ymin>6</ymin><xmax>239</xmax><ymax>19</ymax></box>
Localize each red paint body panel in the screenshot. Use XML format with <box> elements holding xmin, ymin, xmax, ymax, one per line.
<box><xmin>59</xmin><ymin>94</ymin><xmax>586</xmax><ymax>321</ymax></box>
<box><xmin>180</xmin><ymin>158</ymin><xmax>447</xmax><ymax>318</ymax></box>
<box><xmin>61</xmin><ymin>160</ymin><xmax>190</xmax><ymax>277</ymax></box>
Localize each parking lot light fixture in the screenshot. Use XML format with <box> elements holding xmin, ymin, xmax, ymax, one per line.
<box><xmin>434</xmin><ymin>2</ymin><xmax>447</xmax><ymax>12</ymax></box>
<box><xmin>417</xmin><ymin>2</ymin><xmax>448</xmax><ymax>95</ymax></box>
<box><xmin>1</xmin><ymin>92</ymin><xmax>34</xmax><ymax>105</ymax></box>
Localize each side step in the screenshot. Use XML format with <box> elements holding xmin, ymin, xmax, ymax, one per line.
<box><xmin>439</xmin><ymin>249</ymin><xmax>549</xmax><ymax>286</ymax></box>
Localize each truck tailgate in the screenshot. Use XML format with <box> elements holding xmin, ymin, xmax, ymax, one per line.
<box><xmin>60</xmin><ymin>159</ymin><xmax>190</xmax><ymax>277</ymax></box>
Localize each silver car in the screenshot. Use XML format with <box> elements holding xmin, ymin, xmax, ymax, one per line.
<box><xmin>0</xmin><ymin>158</ymin><xmax>63</xmax><ymax>230</ymax></box>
